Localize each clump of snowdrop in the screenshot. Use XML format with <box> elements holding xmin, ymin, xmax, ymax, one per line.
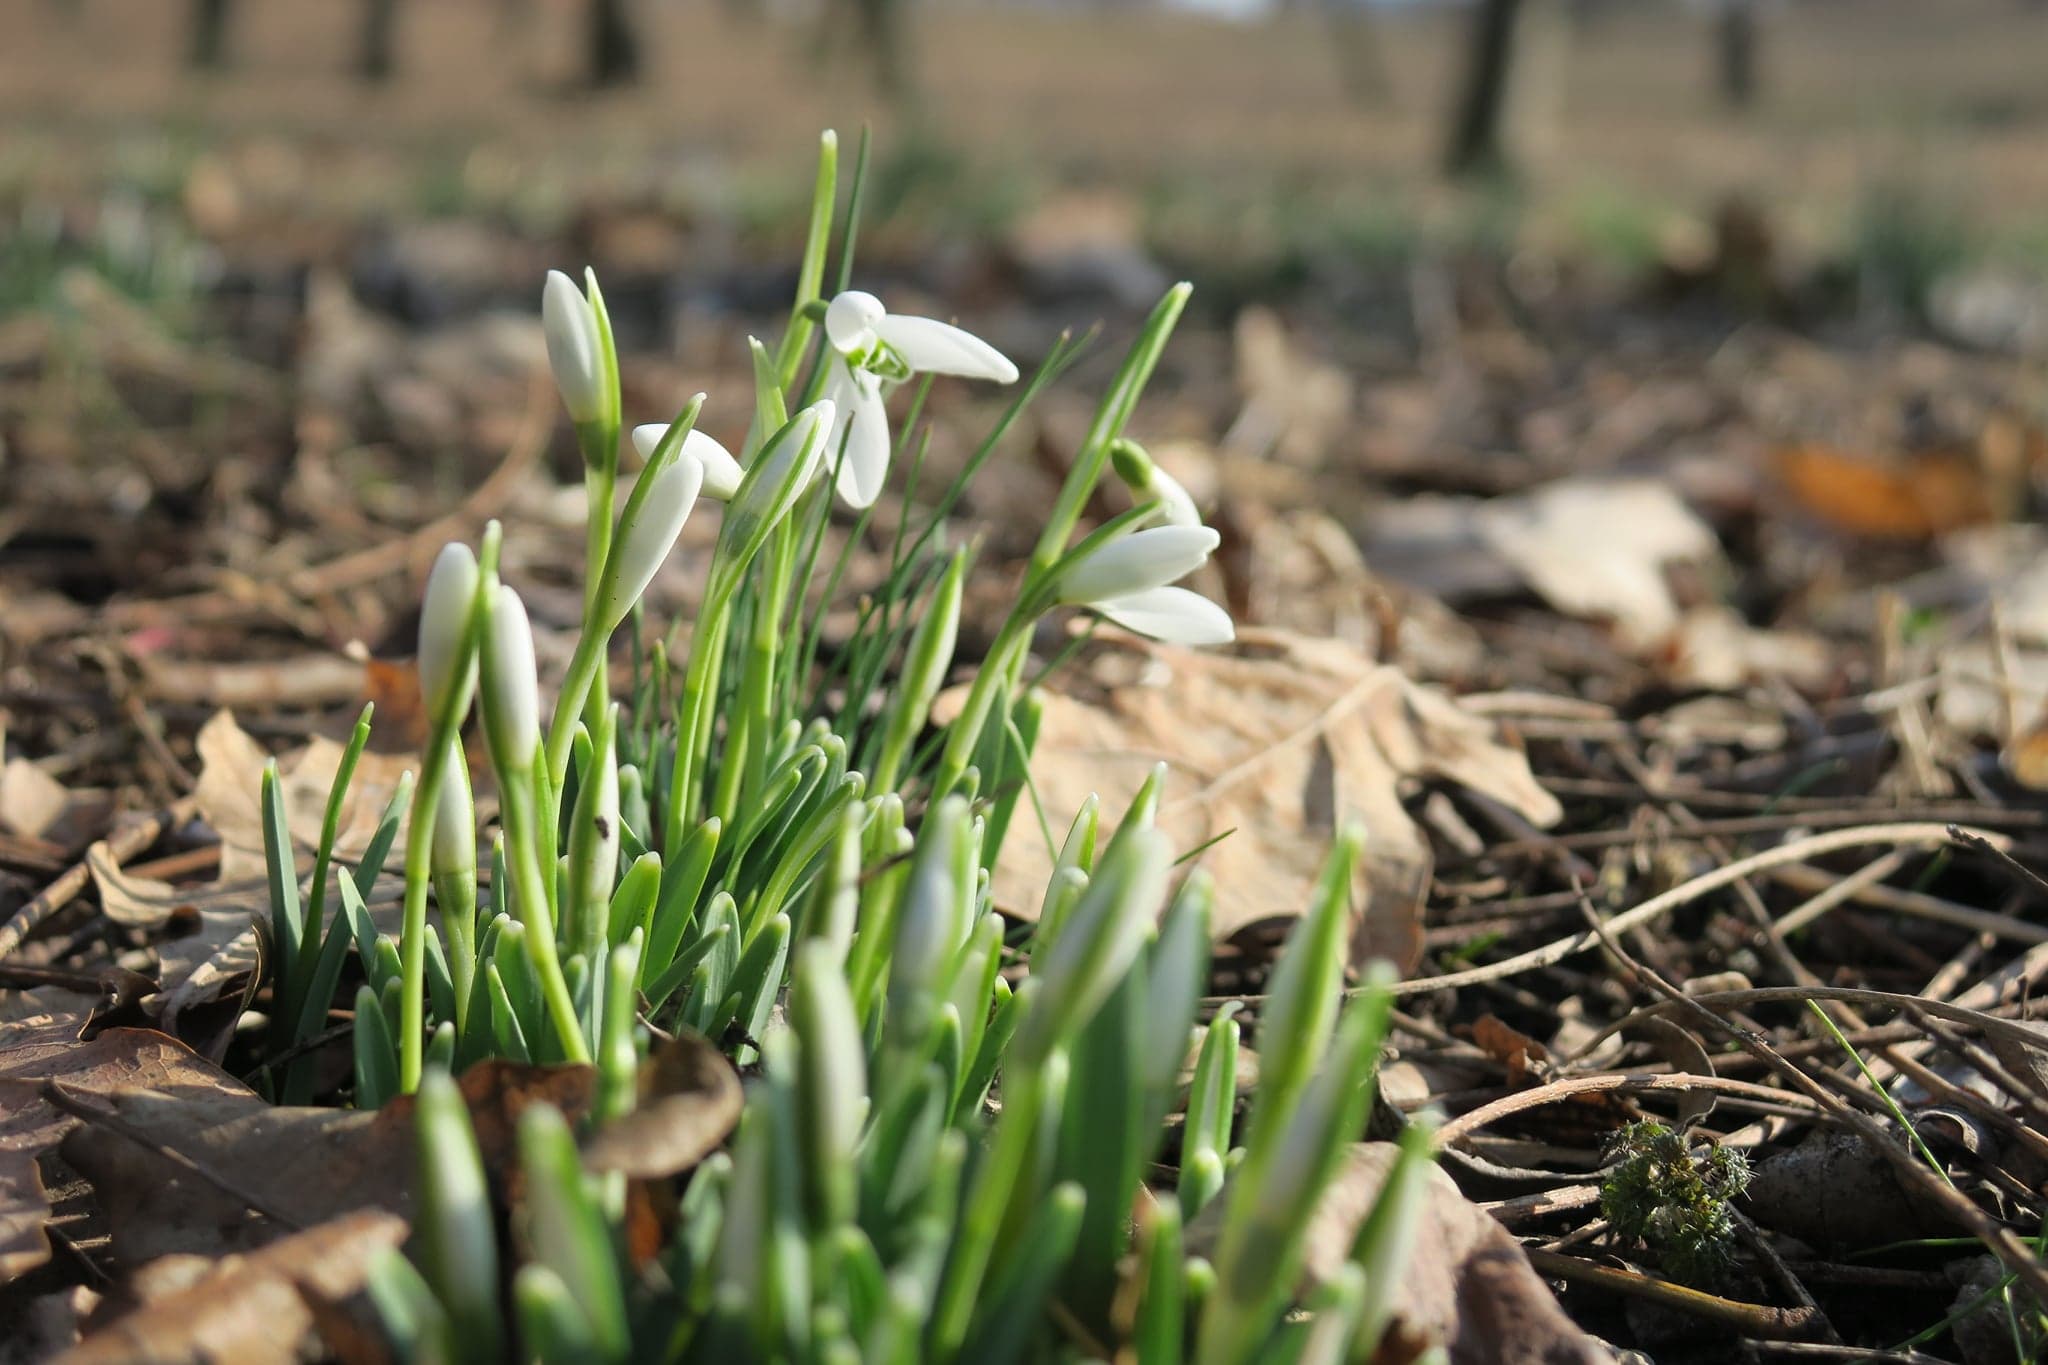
<box><xmin>254</xmin><ymin>128</ymin><xmax>1422</xmax><ymax>1365</ymax></box>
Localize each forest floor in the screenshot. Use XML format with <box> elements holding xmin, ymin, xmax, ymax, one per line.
<box><xmin>5</xmin><ymin>1</ymin><xmax>2048</xmax><ymax>1360</ymax></box>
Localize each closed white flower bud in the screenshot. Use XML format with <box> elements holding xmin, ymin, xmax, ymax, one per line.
<box><xmin>418</xmin><ymin>542</ymin><xmax>480</xmax><ymax>719</ymax></box>
<box><xmin>431</xmin><ymin>739</ymin><xmax>476</xmax><ymax>880</ymax></box>
<box><xmin>481</xmin><ymin>583</ymin><xmax>541</xmax><ymax>773</ymax></box>
<box><xmin>542</xmin><ymin>269</ymin><xmax>606</xmax><ymax>424</ymax></box>
<box><xmin>601</xmin><ymin>456</ymin><xmax>702</xmax><ymax>632</ymax></box>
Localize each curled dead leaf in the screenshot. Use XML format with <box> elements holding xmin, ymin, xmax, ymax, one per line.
<box><xmin>581</xmin><ymin>1031</ymin><xmax>743</xmax><ymax>1179</ymax></box>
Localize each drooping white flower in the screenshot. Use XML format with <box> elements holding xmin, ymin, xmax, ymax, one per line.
<box><xmin>600</xmin><ymin>457</ymin><xmax>704</xmax><ymax>631</ymax></box>
<box><xmin>819</xmin><ymin>289</ymin><xmax>1018</xmax><ymax>510</ymax></box>
<box><xmin>1057</xmin><ymin>524</ymin><xmax>1234</xmax><ymax>647</ymax></box>
<box><xmin>629</xmin><ymin>423</ymin><xmax>744</xmax><ymax>501</ymax></box>
<box><xmin>541</xmin><ymin>270</ymin><xmax>607</xmax><ymax>425</ymax></box>
<box><xmin>419</xmin><ymin>542</ymin><xmax>480</xmax><ymax>718</ymax></box>
<box><xmin>481</xmin><ymin>583</ymin><xmax>541</xmax><ymax>772</ymax></box>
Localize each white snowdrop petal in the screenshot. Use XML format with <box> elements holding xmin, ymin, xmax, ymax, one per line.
<box><xmin>1091</xmin><ymin>587</ymin><xmax>1235</xmax><ymax>646</ymax></box>
<box><xmin>824</xmin><ymin>290</ymin><xmax>886</xmax><ymax>355</ymax></box>
<box><xmin>418</xmin><ymin>542</ymin><xmax>480</xmax><ymax>714</ymax></box>
<box><xmin>604</xmin><ymin>457</ymin><xmax>703</xmax><ymax>628</ymax></box>
<box><xmin>1150</xmin><ymin>466</ymin><xmax>1201</xmax><ymax>527</ymax></box>
<box><xmin>1058</xmin><ymin>525</ymin><xmax>1220</xmax><ymax>605</ymax></box>
<box><xmin>541</xmin><ymin>270</ymin><xmax>605</xmax><ymax>423</ymax></box>
<box><xmin>631</xmin><ymin>424</ymin><xmax>743</xmax><ymax>502</ymax></box>
<box><xmin>873</xmin><ymin>313</ymin><xmax>1018</xmax><ymax>383</ymax></box>
<box><xmin>682</xmin><ymin>430</ymin><xmax>745</xmax><ymax>501</ymax></box>
<box><xmin>831</xmin><ymin>368</ymin><xmax>893</xmax><ymax>509</ymax></box>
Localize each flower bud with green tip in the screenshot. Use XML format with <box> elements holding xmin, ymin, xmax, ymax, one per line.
<box><xmin>519</xmin><ymin>1102</ymin><xmax>629</xmax><ymax>1360</ymax></box>
<box><xmin>413</xmin><ymin>1069</ymin><xmax>503</xmax><ymax>1364</ymax></box>
<box><xmin>1010</xmin><ymin>824</ymin><xmax>1171</xmax><ymax>1070</ymax></box>
<box><xmin>792</xmin><ymin>941</ymin><xmax>865</xmax><ymax>1229</ymax></box>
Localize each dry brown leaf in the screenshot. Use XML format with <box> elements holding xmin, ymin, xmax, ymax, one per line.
<box><xmin>57</xmin><ymin>1043</ymin><xmax>735</xmax><ymax>1267</ymax></box>
<box><xmin>56</xmin><ymin>1209</ymin><xmax>406</xmax><ymax>1365</ymax></box>
<box><xmin>1186</xmin><ymin>1142</ymin><xmax>1611</xmax><ymax>1364</ymax></box>
<box><xmin>0</xmin><ymin>1024</ymin><xmax>255</xmax><ymax>1286</ymax></box>
<box><xmin>582</xmin><ymin>1031</ymin><xmax>745</xmax><ymax>1179</ymax></box>
<box><xmin>1774</xmin><ymin>443</ymin><xmax>1995</xmax><ymax>540</ymax></box>
<box><xmin>968</xmin><ymin>630</ymin><xmax>1559</xmax><ymax>972</ymax></box>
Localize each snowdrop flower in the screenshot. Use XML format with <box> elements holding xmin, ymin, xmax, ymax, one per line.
<box><xmin>599</xmin><ymin>456</ymin><xmax>704</xmax><ymax>631</ymax></box>
<box><xmin>630</xmin><ymin>423</ymin><xmax>744</xmax><ymax>501</ymax></box>
<box><xmin>481</xmin><ymin>583</ymin><xmax>541</xmax><ymax>773</ymax></box>
<box><xmin>820</xmin><ymin>289</ymin><xmax>1018</xmax><ymax>509</ymax></box>
<box><xmin>541</xmin><ymin>269</ymin><xmax>608</xmax><ymax>427</ymax></box>
<box><xmin>1056</xmin><ymin>525</ymin><xmax>1234</xmax><ymax>646</ymax></box>
<box><xmin>418</xmin><ymin>542</ymin><xmax>480</xmax><ymax>719</ymax></box>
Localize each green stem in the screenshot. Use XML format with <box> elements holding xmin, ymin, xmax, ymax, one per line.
<box><xmin>546</xmin><ymin>629</ymin><xmax>608</xmax><ymax>795</ymax></box>
<box><xmin>499</xmin><ymin>770</ymin><xmax>591</xmax><ymax>1065</ymax></box>
<box><xmin>398</xmin><ymin>743</ymin><xmax>452</xmax><ymax>1093</ymax></box>
<box><xmin>931</xmin><ymin>619</ymin><xmax>1031</xmax><ymax>803</ymax></box>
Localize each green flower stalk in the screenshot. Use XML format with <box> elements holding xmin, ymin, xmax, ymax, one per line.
<box><xmin>398</xmin><ymin>539</ymin><xmax>490</xmax><ymax>1094</ymax></box>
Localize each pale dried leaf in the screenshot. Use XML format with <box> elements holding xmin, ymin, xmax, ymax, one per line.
<box><xmin>969</xmin><ymin>630</ymin><xmax>1559</xmax><ymax>972</ymax></box>
<box><xmin>1476</xmin><ymin>478</ymin><xmax>1720</xmax><ymax>647</ymax></box>
<box><xmin>0</xmin><ymin>759</ymin><xmax>74</xmax><ymax>841</ymax></box>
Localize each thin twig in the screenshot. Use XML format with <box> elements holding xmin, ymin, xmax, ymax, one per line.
<box><xmin>1393</xmin><ymin>824</ymin><xmax>2005</xmax><ymax>998</ymax></box>
<box><xmin>1522</xmin><ymin>1248</ymin><xmax>1830</xmax><ymax>1340</ymax></box>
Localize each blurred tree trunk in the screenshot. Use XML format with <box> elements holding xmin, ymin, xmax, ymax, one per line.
<box><xmin>588</xmin><ymin>0</ymin><xmax>643</xmax><ymax>87</ymax></box>
<box><xmin>1714</xmin><ymin>0</ymin><xmax>1758</xmax><ymax>109</ymax></box>
<box><xmin>1444</xmin><ymin>0</ymin><xmax>1523</xmax><ymax>177</ymax></box>
<box><xmin>1325</xmin><ymin>0</ymin><xmax>1388</xmax><ymax>109</ymax></box>
<box><xmin>853</xmin><ymin>0</ymin><xmax>912</xmax><ymax>104</ymax></box>
<box><xmin>359</xmin><ymin>0</ymin><xmax>399</xmax><ymax>82</ymax></box>
<box><xmin>188</xmin><ymin>0</ymin><xmax>233</xmax><ymax>69</ymax></box>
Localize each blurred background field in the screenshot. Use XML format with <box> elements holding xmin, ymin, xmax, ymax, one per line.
<box><xmin>5</xmin><ymin>0</ymin><xmax>2048</xmax><ymax>291</ymax></box>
